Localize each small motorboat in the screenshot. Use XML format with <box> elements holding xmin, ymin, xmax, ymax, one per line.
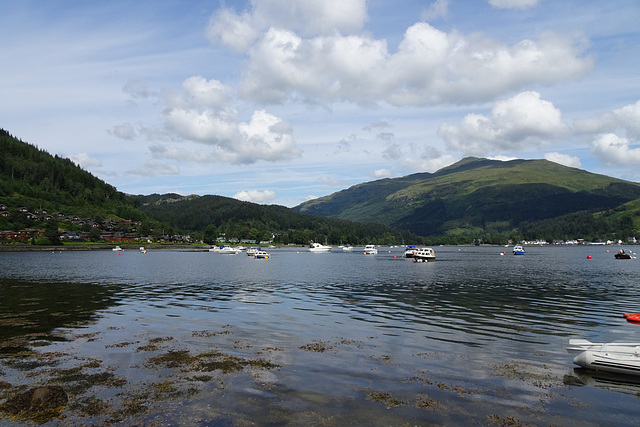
<box><xmin>112</xmin><ymin>246</ymin><xmax>123</xmax><ymax>251</ymax></box>
<box><xmin>513</xmin><ymin>244</ymin><xmax>525</xmax><ymax>255</ymax></box>
<box><xmin>615</xmin><ymin>249</ymin><xmax>633</xmax><ymax>259</ymax></box>
<box><xmin>342</xmin><ymin>245</ymin><xmax>353</xmax><ymax>251</ymax></box>
<box><xmin>413</xmin><ymin>247</ymin><xmax>436</xmax><ymax>262</ymax></box>
<box><xmin>403</xmin><ymin>245</ymin><xmax>418</xmax><ymax>258</ymax></box>
<box><xmin>219</xmin><ymin>245</ymin><xmax>238</xmax><ymax>254</ymax></box>
<box><xmin>567</xmin><ymin>339</ymin><xmax>640</xmax><ymax>376</ymax></box>
<box><xmin>308</xmin><ymin>242</ymin><xmax>331</xmax><ymax>252</ymax></box>
<box><xmin>363</xmin><ymin>245</ymin><xmax>378</xmax><ymax>255</ymax></box>
<box><xmin>246</xmin><ymin>247</ymin><xmax>260</xmax><ymax>256</ymax></box>
<box><xmin>254</xmin><ymin>250</ymin><xmax>270</xmax><ymax>259</ymax></box>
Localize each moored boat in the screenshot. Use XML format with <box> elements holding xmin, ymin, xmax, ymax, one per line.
<box><xmin>219</xmin><ymin>244</ymin><xmax>239</xmax><ymax>254</ymax></box>
<box><xmin>112</xmin><ymin>246</ymin><xmax>123</xmax><ymax>251</ymax></box>
<box><xmin>615</xmin><ymin>249</ymin><xmax>633</xmax><ymax>259</ymax></box>
<box><xmin>403</xmin><ymin>245</ymin><xmax>418</xmax><ymax>258</ymax></box>
<box><xmin>363</xmin><ymin>245</ymin><xmax>377</xmax><ymax>255</ymax></box>
<box><xmin>342</xmin><ymin>245</ymin><xmax>353</xmax><ymax>251</ymax></box>
<box><xmin>413</xmin><ymin>247</ymin><xmax>435</xmax><ymax>262</ymax></box>
<box><xmin>246</xmin><ymin>247</ymin><xmax>260</xmax><ymax>256</ymax></box>
<box><xmin>254</xmin><ymin>250</ymin><xmax>270</xmax><ymax>259</ymax></box>
<box><xmin>309</xmin><ymin>242</ymin><xmax>331</xmax><ymax>252</ymax></box>
<box><xmin>513</xmin><ymin>244</ymin><xmax>525</xmax><ymax>255</ymax></box>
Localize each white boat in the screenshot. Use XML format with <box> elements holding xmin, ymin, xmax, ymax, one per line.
<box><xmin>218</xmin><ymin>245</ymin><xmax>238</xmax><ymax>254</ymax></box>
<box><xmin>403</xmin><ymin>245</ymin><xmax>418</xmax><ymax>258</ymax></box>
<box><xmin>363</xmin><ymin>245</ymin><xmax>377</xmax><ymax>255</ymax></box>
<box><xmin>254</xmin><ymin>250</ymin><xmax>270</xmax><ymax>259</ymax></box>
<box><xmin>139</xmin><ymin>246</ymin><xmax>147</xmax><ymax>253</ymax></box>
<box><xmin>513</xmin><ymin>244</ymin><xmax>525</xmax><ymax>255</ymax></box>
<box><xmin>208</xmin><ymin>246</ymin><xmax>220</xmax><ymax>252</ymax></box>
<box><xmin>413</xmin><ymin>247</ymin><xmax>436</xmax><ymax>262</ymax></box>
<box><xmin>568</xmin><ymin>339</ymin><xmax>640</xmax><ymax>376</ymax></box>
<box><xmin>112</xmin><ymin>246</ymin><xmax>123</xmax><ymax>251</ymax></box>
<box><xmin>246</xmin><ymin>247</ymin><xmax>260</xmax><ymax>256</ymax></box>
<box><xmin>567</xmin><ymin>339</ymin><xmax>640</xmax><ymax>353</ymax></box>
<box><xmin>308</xmin><ymin>242</ymin><xmax>331</xmax><ymax>252</ymax></box>
<box><xmin>342</xmin><ymin>245</ymin><xmax>353</xmax><ymax>251</ymax></box>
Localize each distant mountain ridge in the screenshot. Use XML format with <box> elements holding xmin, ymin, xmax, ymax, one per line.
<box><xmin>294</xmin><ymin>157</ymin><xmax>640</xmax><ymax>239</ymax></box>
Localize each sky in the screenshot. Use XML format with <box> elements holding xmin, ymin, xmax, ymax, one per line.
<box><xmin>1</xmin><ymin>0</ymin><xmax>639</xmax><ymax>207</ymax></box>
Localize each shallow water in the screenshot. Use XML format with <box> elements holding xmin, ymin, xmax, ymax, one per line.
<box><xmin>1</xmin><ymin>245</ymin><xmax>639</xmax><ymax>425</ymax></box>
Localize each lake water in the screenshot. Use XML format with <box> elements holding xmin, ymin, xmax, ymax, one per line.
<box><xmin>1</xmin><ymin>245</ymin><xmax>639</xmax><ymax>426</ymax></box>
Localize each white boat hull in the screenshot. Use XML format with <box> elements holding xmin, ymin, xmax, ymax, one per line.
<box><xmin>574</xmin><ymin>350</ymin><xmax>640</xmax><ymax>376</ymax></box>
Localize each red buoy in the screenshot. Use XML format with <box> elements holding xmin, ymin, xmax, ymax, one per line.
<box><xmin>586</xmin><ymin>255</ymin><xmax>592</xmax><ymax>259</ymax></box>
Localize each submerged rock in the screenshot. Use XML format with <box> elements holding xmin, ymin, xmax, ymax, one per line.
<box><xmin>0</xmin><ymin>385</ymin><xmax>68</xmax><ymax>422</ymax></box>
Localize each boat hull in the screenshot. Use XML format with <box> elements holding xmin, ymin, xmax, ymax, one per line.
<box><xmin>574</xmin><ymin>350</ymin><xmax>640</xmax><ymax>376</ymax></box>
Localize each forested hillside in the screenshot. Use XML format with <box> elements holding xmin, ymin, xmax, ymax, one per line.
<box><xmin>295</xmin><ymin>157</ymin><xmax>640</xmax><ymax>243</ymax></box>
<box><xmin>135</xmin><ymin>193</ymin><xmax>420</xmax><ymax>245</ymax></box>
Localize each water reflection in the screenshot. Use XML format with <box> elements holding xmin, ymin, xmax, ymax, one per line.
<box><xmin>0</xmin><ymin>278</ymin><xmax>119</xmax><ymax>353</ymax></box>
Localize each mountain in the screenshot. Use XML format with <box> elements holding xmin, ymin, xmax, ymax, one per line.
<box><xmin>135</xmin><ymin>193</ymin><xmax>419</xmax><ymax>245</ymax></box>
<box><xmin>294</xmin><ymin>157</ymin><xmax>640</xmax><ymax>241</ymax></box>
<box><xmin>0</xmin><ymin>128</ymin><xmax>142</xmax><ymax>220</ymax></box>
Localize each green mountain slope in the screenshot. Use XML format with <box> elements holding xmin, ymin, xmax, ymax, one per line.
<box><xmin>135</xmin><ymin>193</ymin><xmax>419</xmax><ymax>245</ymax></box>
<box><xmin>294</xmin><ymin>157</ymin><xmax>640</xmax><ymax>239</ymax></box>
<box><xmin>0</xmin><ymin>128</ymin><xmax>142</xmax><ymax>221</ymax></box>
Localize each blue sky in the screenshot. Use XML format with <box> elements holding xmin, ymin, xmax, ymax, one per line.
<box><xmin>2</xmin><ymin>0</ymin><xmax>639</xmax><ymax>207</ymax></box>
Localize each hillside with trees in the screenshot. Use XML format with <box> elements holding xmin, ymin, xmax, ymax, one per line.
<box><xmin>295</xmin><ymin>157</ymin><xmax>640</xmax><ymax>244</ymax></box>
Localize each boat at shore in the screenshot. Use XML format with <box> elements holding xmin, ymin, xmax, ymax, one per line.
<box><xmin>413</xmin><ymin>247</ymin><xmax>435</xmax><ymax>262</ymax></box>
<box><xmin>363</xmin><ymin>245</ymin><xmax>377</xmax><ymax>255</ymax></box>
<box><xmin>567</xmin><ymin>339</ymin><xmax>640</xmax><ymax>376</ymax></box>
<box><xmin>308</xmin><ymin>242</ymin><xmax>331</xmax><ymax>252</ymax></box>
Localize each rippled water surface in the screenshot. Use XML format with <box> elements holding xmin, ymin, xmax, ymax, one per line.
<box><xmin>1</xmin><ymin>245</ymin><xmax>640</xmax><ymax>425</ymax></box>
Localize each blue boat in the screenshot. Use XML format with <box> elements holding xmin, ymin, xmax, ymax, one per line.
<box><xmin>513</xmin><ymin>244</ymin><xmax>525</xmax><ymax>255</ymax></box>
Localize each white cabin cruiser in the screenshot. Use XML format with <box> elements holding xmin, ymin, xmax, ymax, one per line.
<box><xmin>413</xmin><ymin>247</ymin><xmax>436</xmax><ymax>262</ymax></box>
<box><xmin>363</xmin><ymin>245</ymin><xmax>377</xmax><ymax>255</ymax></box>
<box><xmin>308</xmin><ymin>242</ymin><xmax>331</xmax><ymax>252</ymax></box>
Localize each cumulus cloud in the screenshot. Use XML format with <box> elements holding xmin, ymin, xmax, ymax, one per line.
<box><xmin>209</xmin><ymin>1</ymin><xmax>592</xmax><ymax>107</ymax></box>
<box><xmin>590</xmin><ymin>133</ymin><xmax>640</xmax><ymax>166</ymax></box>
<box><xmin>488</xmin><ymin>0</ymin><xmax>539</xmax><ymax>9</ymax></box>
<box><xmin>70</xmin><ymin>152</ymin><xmax>102</xmax><ymax>168</ymax></box>
<box><xmin>438</xmin><ymin>91</ymin><xmax>568</xmax><ymax>155</ymax></box>
<box><xmin>544</xmin><ymin>152</ymin><xmax>582</xmax><ymax>168</ymax></box>
<box><xmin>232</xmin><ymin>189</ymin><xmax>277</xmax><ymax>204</ymax></box>
<box><xmin>574</xmin><ymin>99</ymin><xmax>640</xmax><ymax>139</ymax></box>
<box><xmin>128</xmin><ymin>160</ymin><xmax>180</xmax><ymax>177</ymax></box>
<box><xmin>207</xmin><ymin>0</ymin><xmax>368</xmax><ymax>50</ymax></box>
<box><xmin>160</xmin><ymin>76</ymin><xmax>302</xmax><ymax>164</ymax></box>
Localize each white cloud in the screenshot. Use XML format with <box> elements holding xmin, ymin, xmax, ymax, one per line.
<box><xmin>372</xmin><ymin>168</ymin><xmax>391</xmax><ymax>178</ymax></box>
<box><xmin>574</xmin><ymin>99</ymin><xmax>640</xmax><ymax>139</ymax></box>
<box><xmin>488</xmin><ymin>0</ymin><xmax>539</xmax><ymax>9</ymax></box>
<box><xmin>402</xmin><ymin>151</ymin><xmax>457</xmax><ymax>173</ymax></box>
<box><xmin>438</xmin><ymin>91</ymin><xmax>567</xmax><ymax>155</ymax></box>
<box><xmin>208</xmin><ymin>0</ymin><xmax>368</xmax><ymax>49</ymax></box>
<box><xmin>223</xmin><ymin>9</ymin><xmax>592</xmax><ymax>106</ymax></box>
<box><xmin>590</xmin><ymin>133</ymin><xmax>640</xmax><ymax>166</ymax></box>
<box><xmin>70</xmin><ymin>152</ymin><xmax>102</xmax><ymax>168</ymax></box>
<box><xmin>232</xmin><ymin>189</ymin><xmax>277</xmax><ymax>204</ymax></box>
<box><xmin>421</xmin><ymin>0</ymin><xmax>449</xmax><ymax>21</ymax></box>
<box><xmin>488</xmin><ymin>155</ymin><xmax>517</xmax><ymax>161</ymax></box>
<box><xmin>128</xmin><ymin>160</ymin><xmax>180</xmax><ymax>177</ymax></box>
<box><xmin>544</xmin><ymin>152</ymin><xmax>582</xmax><ymax>168</ymax></box>
<box><xmin>160</xmin><ymin>76</ymin><xmax>302</xmax><ymax>164</ymax></box>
